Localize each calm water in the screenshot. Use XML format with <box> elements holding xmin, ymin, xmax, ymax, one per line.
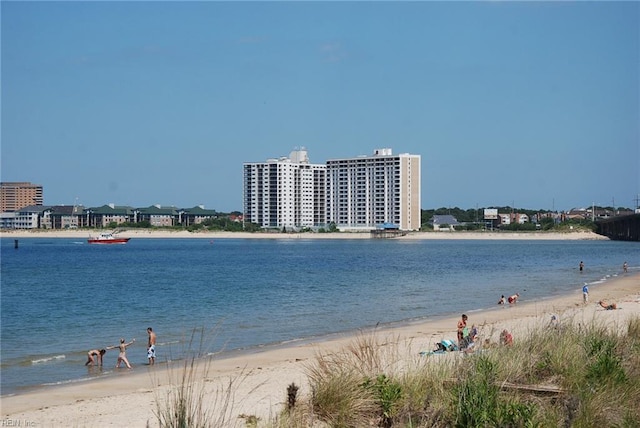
<box><xmin>1</xmin><ymin>237</ymin><xmax>637</xmax><ymax>395</ymax></box>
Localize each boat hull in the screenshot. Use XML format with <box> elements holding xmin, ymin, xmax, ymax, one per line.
<box><xmin>87</xmin><ymin>238</ymin><xmax>130</xmax><ymax>244</ymax></box>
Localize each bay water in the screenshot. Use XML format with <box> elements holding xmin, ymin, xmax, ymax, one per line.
<box><xmin>1</xmin><ymin>237</ymin><xmax>637</xmax><ymax>395</ymax></box>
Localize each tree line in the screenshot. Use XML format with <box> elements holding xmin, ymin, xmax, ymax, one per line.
<box><xmin>111</xmin><ymin>206</ymin><xmax>629</xmax><ymax>233</ymax></box>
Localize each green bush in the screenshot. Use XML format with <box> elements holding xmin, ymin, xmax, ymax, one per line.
<box><xmin>362</xmin><ymin>374</ymin><xmax>403</xmax><ymax>427</ymax></box>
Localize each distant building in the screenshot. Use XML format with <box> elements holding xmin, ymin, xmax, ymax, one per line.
<box><xmin>179</xmin><ymin>205</ymin><xmax>218</xmax><ymax>227</ymax></box>
<box><xmin>243</xmin><ymin>148</ymin><xmax>327</xmax><ymax>229</ymax></box>
<box><xmin>566</xmin><ymin>207</ymin><xmax>632</xmax><ymax>221</ymax></box>
<box><xmin>430</xmin><ymin>214</ymin><xmax>460</xmax><ymax>231</ymax></box>
<box><xmin>0</xmin><ymin>212</ymin><xmax>18</xmax><ymax>229</ymax></box>
<box><xmin>0</xmin><ymin>202</ymin><xmax>217</xmax><ymax>230</ymax></box>
<box><xmin>2</xmin><ymin>205</ymin><xmax>48</xmax><ymax>229</ymax></box>
<box><xmin>0</xmin><ymin>182</ymin><xmax>43</xmax><ymax>212</ymax></box>
<box><xmin>86</xmin><ymin>204</ymin><xmax>134</xmax><ymax>228</ymax></box>
<box><xmin>47</xmin><ymin>205</ymin><xmax>83</xmax><ymax>229</ymax></box>
<box><xmin>498</xmin><ymin>213</ymin><xmax>529</xmax><ymax>226</ymax></box>
<box><xmin>136</xmin><ymin>205</ymin><xmax>179</xmax><ymax>227</ymax></box>
<box><xmin>326</xmin><ymin>148</ymin><xmax>421</xmax><ymax>231</ymax></box>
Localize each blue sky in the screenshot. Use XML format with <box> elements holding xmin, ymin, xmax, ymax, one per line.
<box><xmin>2</xmin><ymin>1</ymin><xmax>638</xmax><ymax>213</ymax></box>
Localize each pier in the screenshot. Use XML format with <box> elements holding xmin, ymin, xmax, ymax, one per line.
<box><xmin>595</xmin><ymin>213</ymin><xmax>640</xmax><ymax>241</ymax></box>
<box><xmin>370</xmin><ymin>229</ymin><xmax>407</xmax><ymax>239</ymax></box>
<box><xmin>370</xmin><ymin>223</ymin><xmax>407</xmax><ymax>239</ymax></box>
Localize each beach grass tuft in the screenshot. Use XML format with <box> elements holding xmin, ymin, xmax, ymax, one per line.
<box><xmin>152</xmin><ymin>327</ymin><xmax>252</xmax><ymax>428</ymax></box>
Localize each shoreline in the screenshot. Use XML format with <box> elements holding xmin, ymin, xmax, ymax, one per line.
<box><xmin>0</xmin><ymin>229</ymin><xmax>608</xmax><ymax>240</ymax></box>
<box><xmin>2</xmin><ymin>273</ymin><xmax>638</xmax><ymax>426</ymax></box>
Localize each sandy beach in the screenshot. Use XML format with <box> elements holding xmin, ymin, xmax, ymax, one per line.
<box><xmin>0</xmin><ymin>229</ymin><xmax>608</xmax><ymax>241</ymax></box>
<box><xmin>2</xmin><ymin>270</ymin><xmax>638</xmax><ymax>427</ymax></box>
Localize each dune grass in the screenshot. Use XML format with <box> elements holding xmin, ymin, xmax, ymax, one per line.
<box><xmin>152</xmin><ymin>327</ymin><xmax>255</xmax><ymax>428</ymax></box>
<box><xmin>153</xmin><ymin>316</ymin><xmax>639</xmax><ymax>427</ymax></box>
<box><xmin>266</xmin><ymin>315</ymin><xmax>640</xmax><ymax>427</ymax></box>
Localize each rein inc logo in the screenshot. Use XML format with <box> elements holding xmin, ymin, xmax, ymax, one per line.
<box><xmin>1</xmin><ymin>420</ymin><xmax>35</xmax><ymax>427</ymax></box>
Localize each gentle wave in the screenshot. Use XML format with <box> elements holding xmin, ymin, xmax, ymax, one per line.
<box><xmin>31</xmin><ymin>355</ymin><xmax>66</xmax><ymax>364</ymax></box>
<box><xmin>41</xmin><ymin>376</ymin><xmax>96</xmax><ymax>387</ymax></box>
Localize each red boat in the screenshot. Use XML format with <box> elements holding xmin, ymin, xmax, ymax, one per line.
<box><xmin>87</xmin><ymin>232</ymin><xmax>131</xmax><ymax>244</ymax></box>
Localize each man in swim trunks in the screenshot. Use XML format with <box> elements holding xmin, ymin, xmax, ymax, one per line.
<box><xmin>147</xmin><ymin>327</ymin><xmax>157</xmax><ymax>365</ymax></box>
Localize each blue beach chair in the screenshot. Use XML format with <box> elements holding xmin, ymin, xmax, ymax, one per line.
<box><xmin>420</xmin><ymin>339</ymin><xmax>459</xmax><ymax>355</ymax></box>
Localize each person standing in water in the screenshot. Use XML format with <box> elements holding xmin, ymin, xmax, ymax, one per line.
<box><xmin>85</xmin><ymin>349</ymin><xmax>106</xmax><ymax>366</ymax></box>
<box><xmin>115</xmin><ymin>338</ymin><xmax>135</xmax><ymax>369</ymax></box>
<box><xmin>147</xmin><ymin>327</ymin><xmax>157</xmax><ymax>366</ymax></box>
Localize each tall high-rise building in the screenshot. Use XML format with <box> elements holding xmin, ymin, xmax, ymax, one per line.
<box><xmin>243</xmin><ymin>148</ymin><xmax>326</xmax><ymax>229</ymax></box>
<box><xmin>326</xmin><ymin>148</ymin><xmax>421</xmax><ymax>231</ymax></box>
<box><xmin>0</xmin><ymin>182</ymin><xmax>43</xmax><ymax>212</ymax></box>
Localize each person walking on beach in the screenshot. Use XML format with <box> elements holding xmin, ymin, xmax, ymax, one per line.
<box><xmin>623</xmin><ymin>261</ymin><xmax>628</xmax><ymax>273</ymax></box>
<box><xmin>579</xmin><ymin>261</ymin><xmax>584</xmax><ymax>272</ymax></box>
<box><xmin>457</xmin><ymin>314</ymin><xmax>468</xmax><ymax>348</ymax></box>
<box><xmin>147</xmin><ymin>327</ymin><xmax>156</xmax><ymax>366</ymax></box>
<box><xmin>582</xmin><ymin>283</ymin><xmax>589</xmax><ymax>304</ymax></box>
<box><xmin>115</xmin><ymin>338</ymin><xmax>135</xmax><ymax>369</ymax></box>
